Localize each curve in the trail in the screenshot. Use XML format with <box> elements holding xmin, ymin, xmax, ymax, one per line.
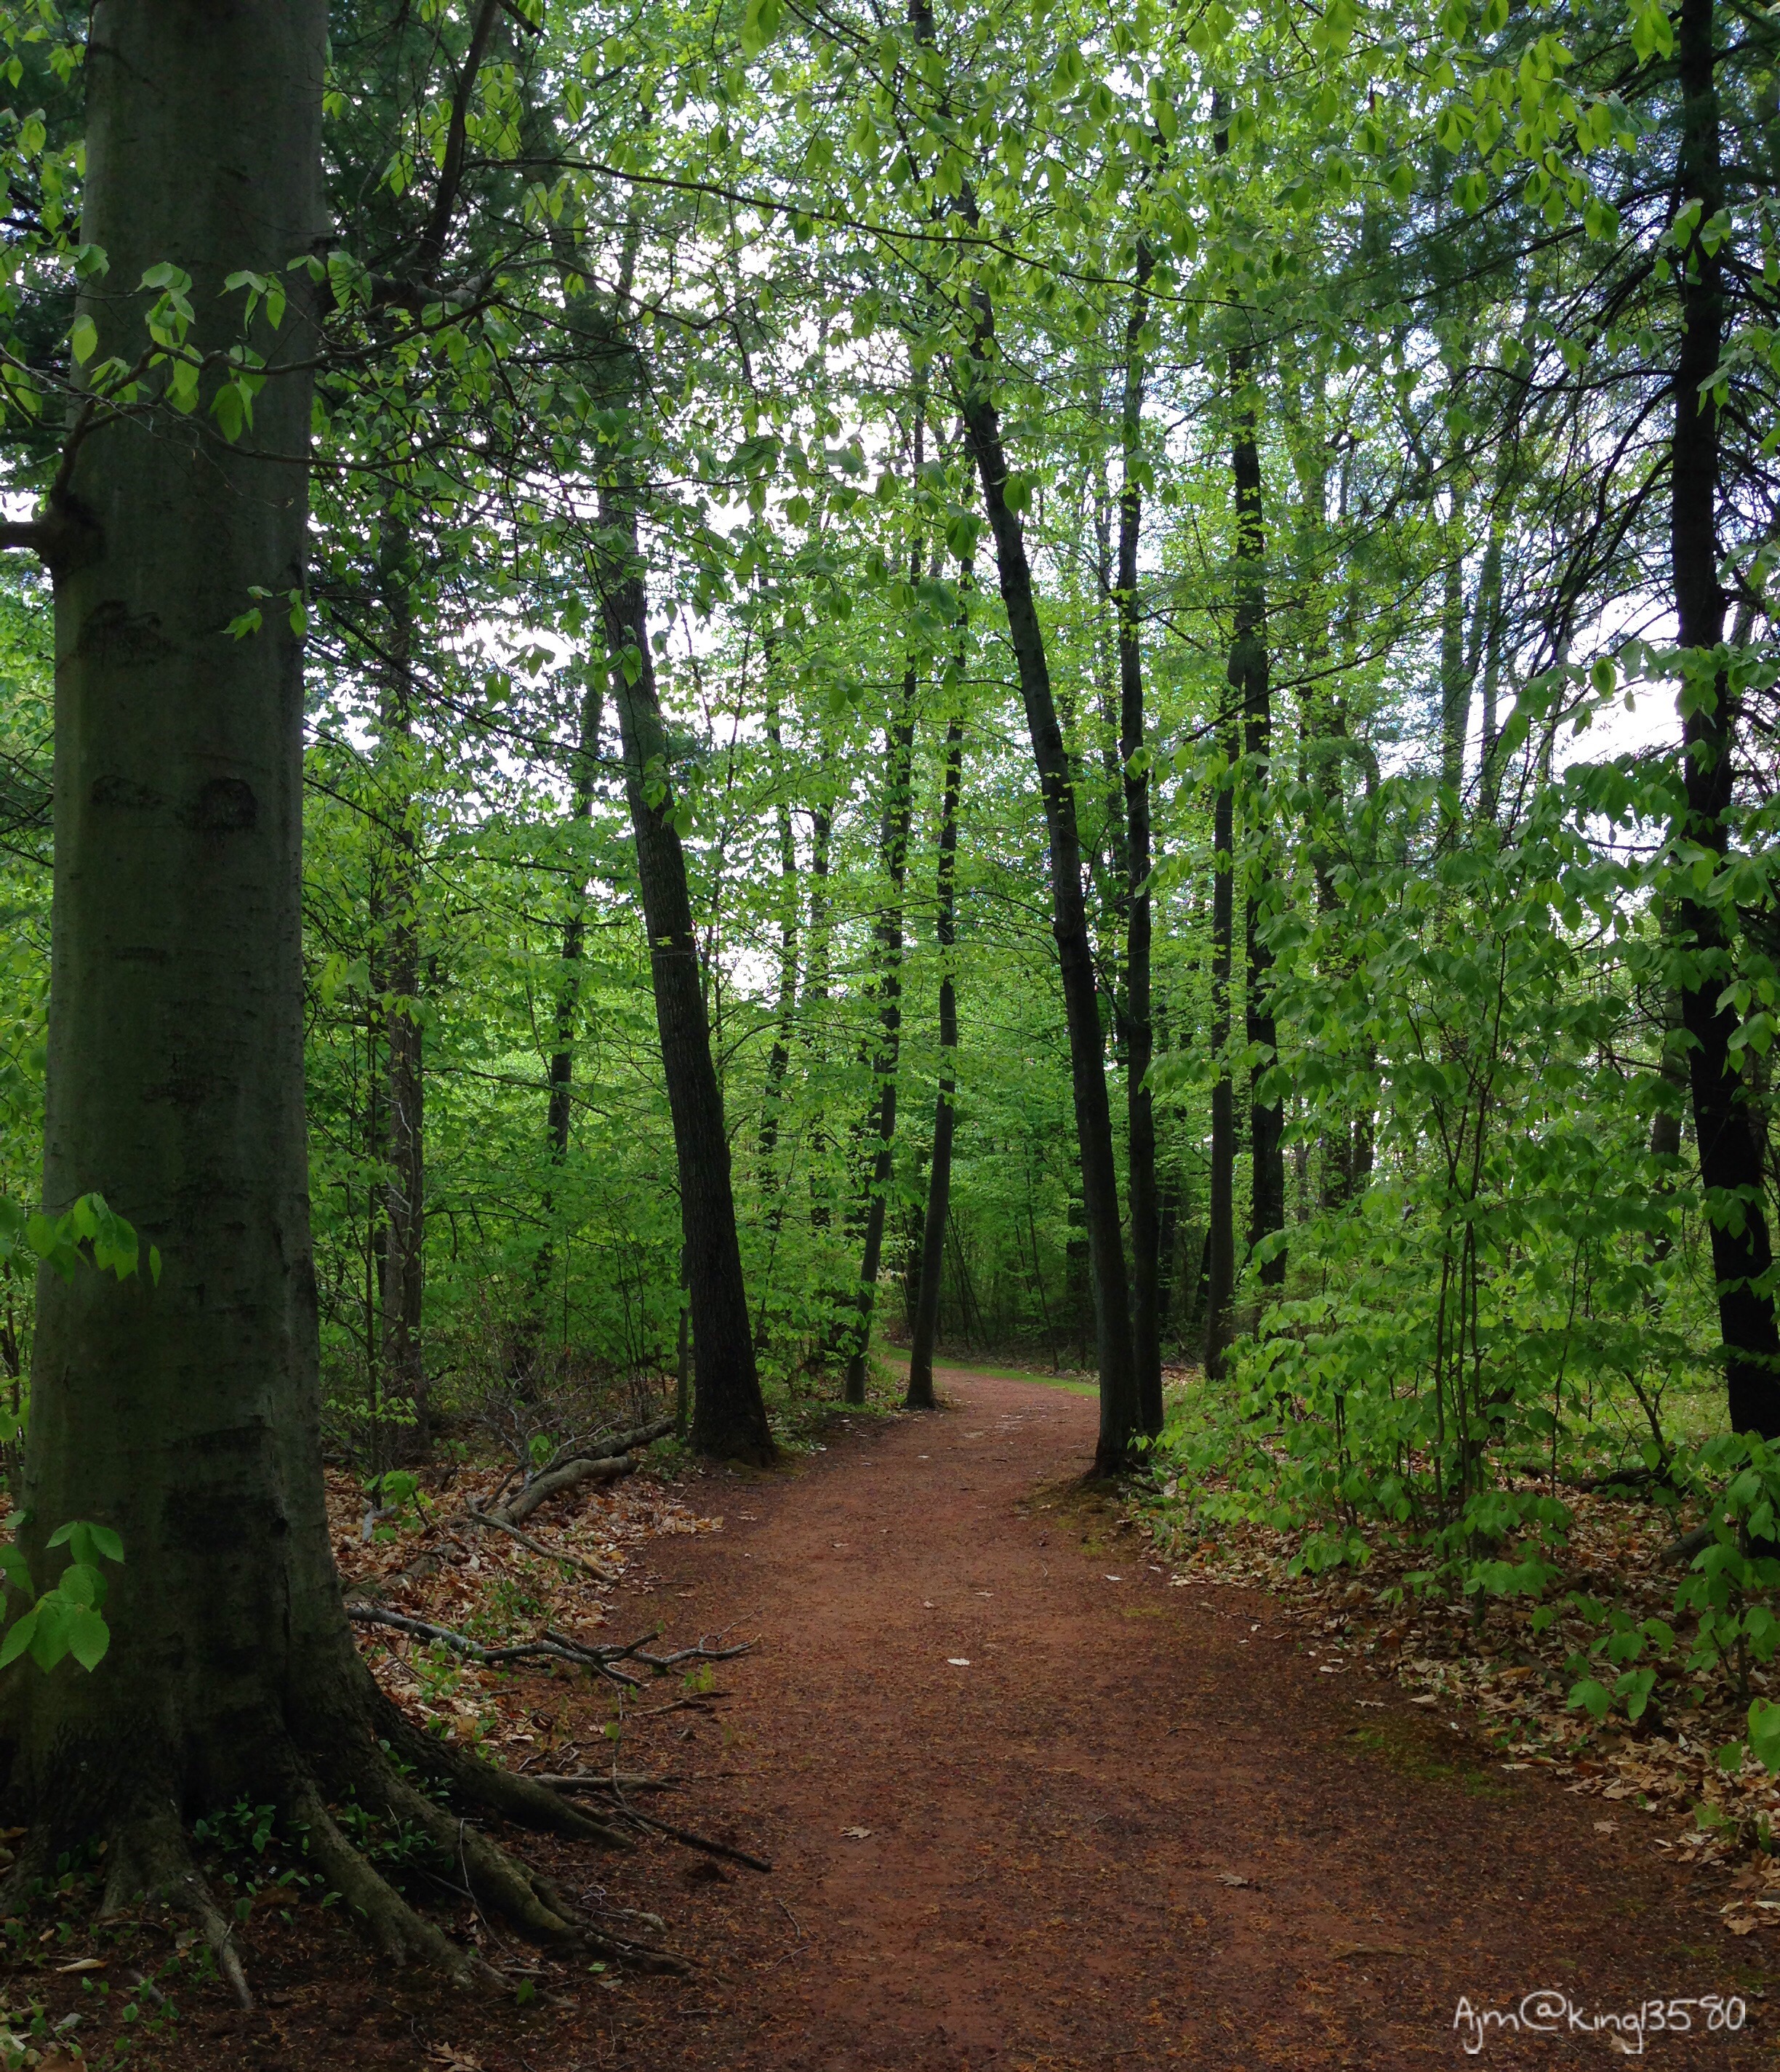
<box><xmin>589</xmin><ymin>1367</ymin><xmax>1773</xmax><ymax>2071</ymax></box>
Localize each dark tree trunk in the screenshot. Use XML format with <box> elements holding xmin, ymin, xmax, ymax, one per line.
<box><xmin>806</xmin><ymin>789</ymin><xmax>834</xmax><ymax>1231</ymax></box>
<box><xmin>545</xmin><ymin>672</ymin><xmax>604</xmax><ymax>1163</ymax></box>
<box><xmin>907</xmin><ymin>571</ymin><xmax>971</xmax><ymax>1410</ymax></box>
<box><xmin>1232</xmin><ymin>345</ymin><xmax>1286</xmax><ymax>1291</ymax></box>
<box><xmin>1438</xmin><ymin>489</ymin><xmax>1469</xmax><ymax>803</ymax></box>
<box><xmin>1473</xmin><ymin>518</ymin><xmax>1507</xmax><ymax>825</ymax></box>
<box><xmin>1116</xmin><ymin>246</ymin><xmax>1162</xmax><ymax>1436</ymax></box>
<box><xmin>843</xmin><ymin>635</ymin><xmax>919</xmax><ymax>1404</ymax></box>
<box><xmin>1669</xmin><ymin>0</ymin><xmax>1780</xmax><ymax>1437</ymax></box>
<box><xmin>5</xmin><ymin>0</ymin><xmax>614</xmax><ymax>1978</ymax></box>
<box><xmin>1205</xmin><ymin>720</ymin><xmax>1237</xmax><ymax>1377</ymax></box>
<box><xmin>957</xmin><ymin>307</ymin><xmax>1140</xmax><ymax>1474</ymax></box>
<box><xmin>597</xmin><ymin>489</ymin><xmax>774</xmax><ymax>1462</ymax></box>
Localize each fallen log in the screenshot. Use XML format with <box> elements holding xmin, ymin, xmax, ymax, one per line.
<box><xmin>491</xmin><ymin>1413</ymin><xmax>675</xmax><ymax>1527</ymax></box>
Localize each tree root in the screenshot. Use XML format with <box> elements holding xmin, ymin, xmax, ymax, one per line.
<box><xmin>369</xmin><ymin>1690</ymin><xmax>630</xmax><ymax>1849</ymax></box>
<box><xmin>90</xmin><ymin>1800</ymin><xmax>252</xmax><ymax>2009</ymax></box>
<box><xmin>282</xmin><ymin>1770</ymin><xmax>500</xmax><ymax>1988</ymax></box>
<box><xmin>0</xmin><ymin>1607</ymin><xmax>727</xmax><ymax>1994</ymax></box>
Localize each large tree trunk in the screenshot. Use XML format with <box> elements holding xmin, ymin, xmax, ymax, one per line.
<box><xmin>1116</xmin><ymin>246</ymin><xmax>1162</xmax><ymax>1437</ymax></box>
<box><xmin>1670</xmin><ymin>0</ymin><xmax>1780</xmax><ymax>1437</ymax></box>
<box><xmin>957</xmin><ymin>306</ymin><xmax>1141</xmax><ymax>1474</ymax></box>
<box><xmin>1232</xmin><ymin>345</ymin><xmax>1286</xmax><ymax>1292</ymax></box>
<box><xmin>596</xmin><ymin>489</ymin><xmax>774</xmax><ymax>1462</ymax></box>
<box><xmin>907</xmin><ymin>571</ymin><xmax>971</xmax><ymax>1411</ymax></box>
<box><xmin>6</xmin><ymin>0</ymin><xmax>612</xmax><ymax>1982</ymax></box>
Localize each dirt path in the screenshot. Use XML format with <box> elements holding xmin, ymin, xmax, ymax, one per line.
<box><xmin>569</xmin><ymin>1369</ymin><xmax>1775</xmax><ymax>2069</ymax></box>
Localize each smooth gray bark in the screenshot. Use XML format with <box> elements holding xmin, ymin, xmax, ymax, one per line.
<box><xmin>15</xmin><ymin>0</ymin><xmax>351</xmax><ymax>1821</ymax></box>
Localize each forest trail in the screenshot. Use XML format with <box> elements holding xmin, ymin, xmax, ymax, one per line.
<box><xmin>577</xmin><ymin>1370</ymin><xmax>1774</xmax><ymax>2070</ymax></box>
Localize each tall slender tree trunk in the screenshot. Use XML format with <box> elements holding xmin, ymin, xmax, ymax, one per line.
<box><xmin>1438</xmin><ymin>486</ymin><xmax>1469</xmax><ymax>804</ymax></box>
<box><xmin>1474</xmin><ymin>518</ymin><xmax>1507</xmax><ymax>825</ymax></box>
<box><xmin>806</xmin><ymin>786</ymin><xmax>834</xmax><ymax>1232</ymax></box>
<box><xmin>1205</xmin><ymin>712</ymin><xmax>1237</xmax><ymax>1377</ymax></box>
<box><xmin>510</xmin><ymin>666</ymin><xmax>603</xmax><ymax>1392</ymax></box>
<box><xmin>907</xmin><ymin>566</ymin><xmax>971</xmax><ymax>1410</ymax></box>
<box><xmin>377</xmin><ymin>537</ymin><xmax>427</xmax><ymax>1456</ymax></box>
<box><xmin>545</xmin><ymin>671</ymin><xmax>604</xmax><ymax>1163</ymax></box>
<box><xmin>1117</xmin><ymin>242</ymin><xmax>1162</xmax><ymax>1435</ymax></box>
<box><xmin>1669</xmin><ymin>0</ymin><xmax>1780</xmax><ymax>1437</ymax></box>
<box><xmin>596</xmin><ymin>489</ymin><xmax>774</xmax><ymax>1461</ymax></box>
<box><xmin>843</xmin><ymin>593</ymin><xmax>921</xmax><ymax>1404</ymax></box>
<box><xmin>1232</xmin><ymin>344</ymin><xmax>1286</xmax><ymax>1292</ymax></box>
<box><xmin>957</xmin><ymin>308</ymin><xmax>1140</xmax><ymax>1474</ymax></box>
<box><xmin>757</xmin><ymin>673</ymin><xmax>799</xmax><ymax>1224</ymax></box>
<box><xmin>907</xmin><ymin>0</ymin><xmax>1136</xmax><ymax>1468</ymax></box>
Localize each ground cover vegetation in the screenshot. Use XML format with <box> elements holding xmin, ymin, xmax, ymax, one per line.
<box><xmin>0</xmin><ymin>0</ymin><xmax>1771</xmax><ymax>2019</ymax></box>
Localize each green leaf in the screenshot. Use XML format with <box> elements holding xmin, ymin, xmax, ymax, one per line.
<box><xmin>70</xmin><ymin>313</ymin><xmax>97</xmax><ymax>365</ymax></box>
<box><xmin>1748</xmin><ymin>1697</ymin><xmax>1780</xmax><ymax>1772</ymax></box>
<box><xmin>27</xmin><ymin>1601</ymin><xmax>66</xmax><ymax>1671</ymax></box>
<box><xmin>1566</xmin><ymin>1675</ymin><xmax>1612</xmax><ymax>1719</ymax></box>
<box><xmin>211</xmin><ymin>380</ymin><xmax>245</xmax><ymax>443</ymax></box>
<box><xmin>0</xmin><ymin>1608</ymin><xmax>36</xmax><ymax>1670</ymax></box>
<box><xmin>739</xmin><ymin>0</ymin><xmax>782</xmax><ymax>58</ymax></box>
<box><xmin>65</xmin><ymin>1607</ymin><xmax>108</xmax><ymax>1672</ymax></box>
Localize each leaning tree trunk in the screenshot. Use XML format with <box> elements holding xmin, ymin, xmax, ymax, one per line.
<box><xmin>596</xmin><ymin>488</ymin><xmax>774</xmax><ymax>1462</ymax></box>
<box><xmin>907</xmin><ymin>568</ymin><xmax>971</xmax><ymax>1410</ymax></box>
<box><xmin>1669</xmin><ymin>0</ymin><xmax>1780</xmax><ymax>1437</ymax></box>
<box><xmin>5</xmin><ymin>0</ymin><xmax>620</xmax><ymax>1991</ymax></box>
<box><xmin>1116</xmin><ymin>239</ymin><xmax>1163</xmax><ymax>1436</ymax></box>
<box><xmin>957</xmin><ymin>303</ymin><xmax>1140</xmax><ymax>1474</ymax></box>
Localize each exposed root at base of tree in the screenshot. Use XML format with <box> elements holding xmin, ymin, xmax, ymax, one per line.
<box><xmin>0</xmin><ymin>1655</ymin><xmax>710</xmax><ymax>2003</ymax></box>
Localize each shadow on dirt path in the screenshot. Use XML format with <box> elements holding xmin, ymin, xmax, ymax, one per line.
<box><xmin>585</xmin><ymin>1368</ymin><xmax>1775</xmax><ymax>2068</ymax></box>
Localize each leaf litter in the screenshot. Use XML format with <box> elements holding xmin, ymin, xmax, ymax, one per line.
<box><xmin>1136</xmin><ymin>1469</ymin><xmax>1780</xmax><ymax>1932</ymax></box>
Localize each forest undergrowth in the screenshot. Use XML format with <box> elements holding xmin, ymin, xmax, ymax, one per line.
<box><xmin>1140</xmin><ymin>1366</ymin><xmax>1780</xmax><ymax>1935</ymax></box>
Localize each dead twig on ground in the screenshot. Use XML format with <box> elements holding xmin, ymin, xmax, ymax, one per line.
<box><xmin>459</xmin><ymin>1505</ymin><xmax>622</xmax><ymax>1580</ymax></box>
<box><xmin>346</xmin><ymin>1605</ymin><xmax>753</xmax><ymax>1691</ymax></box>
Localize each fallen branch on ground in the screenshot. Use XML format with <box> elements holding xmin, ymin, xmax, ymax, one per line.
<box><xmin>459</xmin><ymin>1505</ymin><xmax>622</xmax><ymax>1580</ymax></box>
<box><xmin>347</xmin><ymin>1602</ymin><xmax>752</xmax><ymax>1691</ymax></box>
<box><xmin>542</xmin><ymin>1776</ymin><xmax>774</xmax><ymax>1873</ymax></box>
<box><xmin>489</xmin><ymin>1415</ymin><xmax>675</xmax><ymax>1527</ymax></box>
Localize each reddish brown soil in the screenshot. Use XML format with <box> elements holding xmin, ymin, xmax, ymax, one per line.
<box><xmin>25</xmin><ymin>1368</ymin><xmax>1779</xmax><ymax>2068</ymax></box>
